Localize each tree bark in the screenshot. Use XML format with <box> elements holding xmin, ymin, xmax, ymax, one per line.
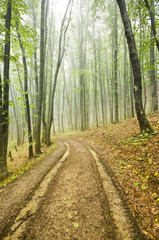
<box><xmin>116</xmin><ymin>0</ymin><xmax>153</xmax><ymax>133</ymax></box>
<box><xmin>93</xmin><ymin>23</ymin><xmax>99</xmax><ymax>128</ymax></box>
<box><xmin>114</xmin><ymin>1</ymin><xmax>119</xmax><ymax>123</ymax></box>
<box><xmin>129</xmin><ymin>62</ymin><xmax>135</xmax><ymax>118</ymax></box>
<box><xmin>61</xmin><ymin>66</ymin><xmax>66</xmax><ymax>133</ymax></box>
<box><xmin>16</xmin><ymin>23</ymin><xmax>34</xmax><ymax>158</ymax></box>
<box><xmin>42</xmin><ymin>0</ymin><xmax>49</xmax><ymax>143</ymax></box>
<box><xmin>10</xmin><ymin>85</ymin><xmax>21</xmax><ymax>146</ymax></box>
<box><xmin>0</xmin><ymin>0</ymin><xmax>12</xmax><ymax>180</ymax></box>
<box><xmin>123</xmin><ymin>35</ymin><xmax>127</xmax><ymax>119</ymax></box>
<box><xmin>149</xmin><ymin>0</ymin><xmax>158</xmax><ymax>112</ymax></box>
<box><xmin>98</xmin><ymin>31</ymin><xmax>105</xmax><ymax>126</ymax></box>
<box><xmin>35</xmin><ymin>0</ymin><xmax>46</xmax><ymax>154</ymax></box>
<box><xmin>150</xmin><ymin>28</ymin><xmax>158</xmax><ymax>112</ymax></box>
<box><xmin>30</xmin><ymin>0</ymin><xmax>39</xmax><ymax>141</ymax></box>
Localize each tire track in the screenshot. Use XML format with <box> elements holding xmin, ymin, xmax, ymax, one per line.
<box><xmin>3</xmin><ymin>142</ymin><xmax>70</xmax><ymax>240</ymax></box>
<box><xmin>23</xmin><ymin>140</ymin><xmax>117</xmax><ymax>240</ymax></box>
<box><xmin>3</xmin><ymin>140</ymin><xmax>142</xmax><ymax>240</ymax></box>
<box><xmin>89</xmin><ymin>147</ymin><xmax>133</xmax><ymax>240</ymax></box>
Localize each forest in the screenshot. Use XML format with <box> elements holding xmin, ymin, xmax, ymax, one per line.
<box><xmin>0</xmin><ymin>0</ymin><xmax>158</xmax><ymax>179</ymax></box>
<box><xmin>0</xmin><ymin>0</ymin><xmax>159</xmax><ymax>239</ymax></box>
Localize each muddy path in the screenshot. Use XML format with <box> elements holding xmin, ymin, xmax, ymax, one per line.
<box><xmin>2</xmin><ymin>140</ymin><xmax>145</xmax><ymax>240</ymax></box>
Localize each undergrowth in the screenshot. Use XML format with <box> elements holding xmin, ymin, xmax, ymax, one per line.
<box><xmin>0</xmin><ymin>144</ymin><xmax>57</xmax><ymax>188</ymax></box>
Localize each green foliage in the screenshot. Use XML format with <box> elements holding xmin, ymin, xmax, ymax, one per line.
<box><xmin>134</xmin><ymin>182</ymin><xmax>139</xmax><ymax>186</ymax></box>
<box><xmin>9</xmin><ymin>100</ymin><xmax>15</xmax><ymax>107</ymax></box>
<box><xmin>141</xmin><ymin>185</ymin><xmax>148</xmax><ymax>191</ymax></box>
<box><xmin>73</xmin><ymin>222</ymin><xmax>79</xmax><ymax>228</ymax></box>
<box><xmin>0</xmin><ymin>1</ymin><xmax>8</xmax><ymax>60</ymax></box>
<box><xmin>91</xmin><ymin>0</ymin><xmax>106</xmax><ymax>15</ymax></box>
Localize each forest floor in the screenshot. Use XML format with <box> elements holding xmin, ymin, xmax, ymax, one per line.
<box><xmin>69</xmin><ymin>113</ymin><xmax>159</xmax><ymax>240</ymax></box>
<box><xmin>0</xmin><ymin>114</ymin><xmax>159</xmax><ymax>239</ymax></box>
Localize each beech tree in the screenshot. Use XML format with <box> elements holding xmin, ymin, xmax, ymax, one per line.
<box><xmin>35</xmin><ymin>0</ymin><xmax>46</xmax><ymax>154</ymax></box>
<box><xmin>116</xmin><ymin>0</ymin><xmax>153</xmax><ymax>133</ymax></box>
<box><xmin>0</xmin><ymin>0</ymin><xmax>12</xmax><ymax>179</ymax></box>
<box><xmin>114</xmin><ymin>0</ymin><xmax>118</xmax><ymax>123</ymax></box>
<box><xmin>16</xmin><ymin>22</ymin><xmax>34</xmax><ymax>158</ymax></box>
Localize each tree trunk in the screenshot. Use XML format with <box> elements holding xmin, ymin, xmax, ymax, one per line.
<box><xmin>116</xmin><ymin>0</ymin><xmax>153</xmax><ymax>133</ymax></box>
<box><xmin>149</xmin><ymin>0</ymin><xmax>158</xmax><ymax>112</ymax></box>
<box><xmin>114</xmin><ymin>1</ymin><xmax>119</xmax><ymax>123</ymax></box>
<box><xmin>30</xmin><ymin>1</ymin><xmax>39</xmax><ymax>141</ymax></box>
<box><xmin>98</xmin><ymin>32</ymin><xmax>105</xmax><ymax>126</ymax></box>
<box><xmin>16</xmin><ymin>23</ymin><xmax>33</xmax><ymax>158</ymax></box>
<box><xmin>129</xmin><ymin>62</ymin><xmax>135</xmax><ymax>118</ymax></box>
<box><xmin>0</xmin><ymin>0</ymin><xmax>12</xmax><ymax>180</ymax></box>
<box><xmin>35</xmin><ymin>0</ymin><xmax>46</xmax><ymax>154</ymax></box>
<box><xmin>93</xmin><ymin>23</ymin><xmax>99</xmax><ymax>127</ymax></box>
<box><xmin>150</xmin><ymin>28</ymin><xmax>158</xmax><ymax>112</ymax></box>
<box><xmin>10</xmin><ymin>85</ymin><xmax>21</xmax><ymax>146</ymax></box>
<box><xmin>123</xmin><ymin>35</ymin><xmax>127</xmax><ymax>120</ymax></box>
<box><xmin>42</xmin><ymin>0</ymin><xmax>49</xmax><ymax>143</ymax></box>
<box><xmin>61</xmin><ymin>66</ymin><xmax>66</xmax><ymax>133</ymax></box>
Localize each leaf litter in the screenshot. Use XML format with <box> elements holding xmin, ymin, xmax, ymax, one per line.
<box><xmin>71</xmin><ymin>113</ymin><xmax>159</xmax><ymax>239</ymax></box>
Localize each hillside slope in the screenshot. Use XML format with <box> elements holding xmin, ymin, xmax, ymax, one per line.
<box><xmin>70</xmin><ymin>114</ymin><xmax>159</xmax><ymax>239</ymax></box>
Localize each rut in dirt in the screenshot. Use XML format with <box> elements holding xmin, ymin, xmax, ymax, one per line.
<box><xmin>4</xmin><ymin>140</ymin><xmax>143</xmax><ymax>240</ymax></box>
<box><xmin>23</xmin><ymin>140</ymin><xmax>117</xmax><ymax>240</ymax></box>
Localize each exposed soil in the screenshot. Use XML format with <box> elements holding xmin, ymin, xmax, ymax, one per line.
<box><xmin>2</xmin><ymin>139</ymin><xmax>146</xmax><ymax>240</ymax></box>
<box><xmin>23</xmin><ymin>140</ymin><xmax>117</xmax><ymax>240</ymax></box>
<box><xmin>0</xmin><ymin>141</ymin><xmax>66</xmax><ymax>239</ymax></box>
<box><xmin>1</xmin><ymin>114</ymin><xmax>158</xmax><ymax>240</ymax></box>
<box><xmin>69</xmin><ymin>114</ymin><xmax>159</xmax><ymax>240</ymax></box>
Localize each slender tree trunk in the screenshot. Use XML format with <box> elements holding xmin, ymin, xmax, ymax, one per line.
<box><xmin>57</xmin><ymin>91</ymin><xmax>61</xmax><ymax>133</ymax></box>
<box><xmin>30</xmin><ymin>1</ymin><xmax>39</xmax><ymax>141</ymax></box>
<box><xmin>150</xmin><ymin>28</ymin><xmax>158</xmax><ymax>112</ymax></box>
<box><xmin>10</xmin><ymin>86</ymin><xmax>21</xmax><ymax>146</ymax></box>
<box><xmin>93</xmin><ymin>23</ymin><xmax>99</xmax><ymax>127</ymax></box>
<box><xmin>61</xmin><ymin>66</ymin><xmax>66</xmax><ymax>133</ymax></box>
<box><xmin>117</xmin><ymin>0</ymin><xmax>153</xmax><ymax>133</ymax></box>
<box><xmin>110</xmin><ymin>20</ymin><xmax>114</xmax><ymax>123</ymax></box>
<box><xmin>66</xmin><ymin>88</ymin><xmax>73</xmax><ymax>130</ymax></box>
<box><xmin>79</xmin><ymin>32</ymin><xmax>85</xmax><ymax>130</ymax></box>
<box><xmin>16</xmin><ymin>23</ymin><xmax>33</xmax><ymax>158</ymax></box>
<box><xmin>149</xmin><ymin>0</ymin><xmax>158</xmax><ymax>112</ymax></box>
<box><xmin>71</xmin><ymin>54</ymin><xmax>78</xmax><ymax>130</ymax></box>
<box><xmin>35</xmin><ymin>0</ymin><xmax>46</xmax><ymax>154</ymax></box>
<box><xmin>129</xmin><ymin>62</ymin><xmax>135</xmax><ymax>118</ymax></box>
<box><xmin>78</xmin><ymin>0</ymin><xmax>86</xmax><ymax>131</ymax></box>
<box><xmin>0</xmin><ymin>0</ymin><xmax>12</xmax><ymax>179</ymax></box>
<box><xmin>46</xmin><ymin>13</ymin><xmax>55</xmax><ymax>144</ymax></box>
<box><xmin>42</xmin><ymin>0</ymin><xmax>49</xmax><ymax>143</ymax></box>
<box><xmin>105</xmin><ymin>52</ymin><xmax>112</xmax><ymax>123</ymax></box>
<box><xmin>114</xmin><ymin>1</ymin><xmax>119</xmax><ymax>123</ymax></box>
<box><xmin>123</xmin><ymin>35</ymin><xmax>127</xmax><ymax>119</ymax></box>
<box><xmin>98</xmin><ymin>34</ymin><xmax>105</xmax><ymax>125</ymax></box>
<box><xmin>139</xmin><ymin>10</ymin><xmax>147</xmax><ymax>112</ymax></box>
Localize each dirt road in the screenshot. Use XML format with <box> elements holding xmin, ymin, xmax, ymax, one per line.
<box><xmin>2</xmin><ymin>140</ymin><xmax>145</xmax><ymax>240</ymax></box>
